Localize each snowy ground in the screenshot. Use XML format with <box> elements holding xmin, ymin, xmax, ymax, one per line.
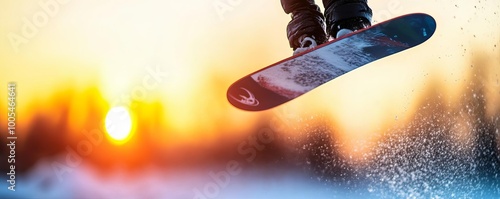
<box><xmin>1</xmin><ymin>162</ymin><xmax>498</xmax><ymax>199</ymax></box>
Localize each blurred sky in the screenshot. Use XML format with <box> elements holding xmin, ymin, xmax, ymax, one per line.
<box><xmin>0</xmin><ymin>0</ymin><xmax>499</xmax><ymax>150</ymax></box>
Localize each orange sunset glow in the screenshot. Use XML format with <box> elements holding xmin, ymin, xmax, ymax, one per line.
<box><xmin>0</xmin><ymin>0</ymin><xmax>499</xmax><ymax>198</ymax></box>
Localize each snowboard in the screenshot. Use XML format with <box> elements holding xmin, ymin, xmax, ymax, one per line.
<box><xmin>227</xmin><ymin>13</ymin><xmax>436</xmax><ymax>111</ymax></box>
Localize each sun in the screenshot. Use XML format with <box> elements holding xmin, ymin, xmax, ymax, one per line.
<box><xmin>105</xmin><ymin>106</ymin><xmax>133</xmax><ymax>144</ymax></box>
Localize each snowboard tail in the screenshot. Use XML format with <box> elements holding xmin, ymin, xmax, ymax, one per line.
<box><xmin>227</xmin><ymin>13</ymin><xmax>436</xmax><ymax>111</ymax></box>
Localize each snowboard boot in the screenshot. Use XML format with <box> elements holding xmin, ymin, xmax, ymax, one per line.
<box><xmin>332</xmin><ymin>17</ymin><xmax>371</xmax><ymax>38</ymax></box>
<box><xmin>285</xmin><ymin>5</ymin><xmax>328</xmax><ymax>53</ymax></box>
<box><xmin>324</xmin><ymin>0</ymin><xmax>372</xmax><ymax>39</ymax></box>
